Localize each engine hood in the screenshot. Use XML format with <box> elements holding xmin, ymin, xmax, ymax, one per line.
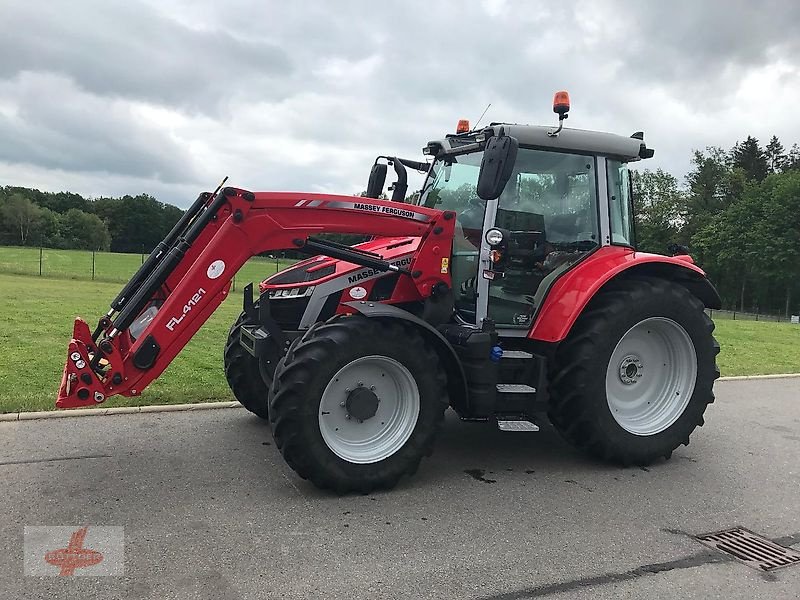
<box><xmin>259</xmin><ymin>236</ymin><xmax>420</xmax><ymax>293</ymax></box>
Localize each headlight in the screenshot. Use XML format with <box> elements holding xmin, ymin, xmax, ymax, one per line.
<box><xmin>485</xmin><ymin>228</ymin><xmax>504</xmax><ymax>246</ymax></box>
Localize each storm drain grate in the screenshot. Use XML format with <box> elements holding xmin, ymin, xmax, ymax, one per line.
<box><xmin>695</xmin><ymin>527</ymin><xmax>800</xmax><ymax>572</ymax></box>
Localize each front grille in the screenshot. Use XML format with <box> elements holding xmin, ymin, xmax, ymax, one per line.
<box><xmin>268</xmin><ymin>297</ymin><xmax>310</xmax><ymax>329</ymax></box>
<box><xmin>696</xmin><ymin>527</ymin><xmax>800</xmax><ymax>571</ymax></box>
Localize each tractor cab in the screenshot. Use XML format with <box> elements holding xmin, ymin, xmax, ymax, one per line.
<box><xmin>417</xmin><ymin>95</ymin><xmax>653</xmax><ymax>332</ymax></box>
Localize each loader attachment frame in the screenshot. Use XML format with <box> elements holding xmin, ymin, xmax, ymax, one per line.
<box><xmin>57</xmin><ymin>186</ymin><xmax>456</xmax><ymax>409</ymax></box>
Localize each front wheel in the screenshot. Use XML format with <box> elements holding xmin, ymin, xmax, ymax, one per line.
<box><xmin>548</xmin><ymin>277</ymin><xmax>720</xmax><ymax>465</ymax></box>
<box><xmin>269</xmin><ymin>315</ymin><xmax>448</xmax><ymax>494</ymax></box>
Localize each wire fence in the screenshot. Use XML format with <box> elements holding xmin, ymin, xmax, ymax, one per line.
<box><xmin>3</xmin><ymin>245</ymin><xmax>799</xmax><ymax>324</ymax></box>
<box><xmin>706</xmin><ymin>308</ymin><xmax>798</xmax><ymax>324</ymax></box>
<box><xmin>0</xmin><ymin>245</ymin><xmax>296</xmax><ymax>289</ymax></box>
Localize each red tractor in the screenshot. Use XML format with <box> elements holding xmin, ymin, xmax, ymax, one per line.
<box><xmin>57</xmin><ymin>93</ymin><xmax>720</xmax><ymax>493</ymax></box>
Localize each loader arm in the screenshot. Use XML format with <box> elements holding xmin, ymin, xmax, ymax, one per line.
<box><xmin>57</xmin><ymin>186</ymin><xmax>456</xmax><ymax>409</ymax></box>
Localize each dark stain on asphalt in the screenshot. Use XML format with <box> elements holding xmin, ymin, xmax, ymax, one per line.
<box><xmin>766</xmin><ymin>424</ymin><xmax>792</xmax><ymax>433</ymax></box>
<box><xmin>639</xmin><ymin>466</ymin><xmax>650</xmax><ymax>472</ymax></box>
<box><xmin>465</xmin><ymin>469</ymin><xmax>497</xmax><ymax>484</ymax></box>
<box><xmin>261</xmin><ymin>441</ymin><xmax>271</xmax><ymax>446</ymax></box>
<box><xmin>525</xmin><ymin>469</ymin><xmax>535</xmax><ymax>474</ymax></box>
<box><xmin>564</xmin><ymin>479</ymin><xmax>594</xmax><ymax>492</ymax></box>
<box><xmin>0</xmin><ymin>454</ymin><xmax>112</xmax><ymax>466</ymax></box>
<box><xmin>476</xmin><ymin>532</ymin><xmax>800</xmax><ymax>599</ymax></box>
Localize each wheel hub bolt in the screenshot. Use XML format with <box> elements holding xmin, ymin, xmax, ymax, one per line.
<box><xmin>619</xmin><ymin>355</ymin><xmax>643</xmax><ymax>385</ymax></box>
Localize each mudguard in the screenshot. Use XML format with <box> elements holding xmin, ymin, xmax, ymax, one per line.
<box><xmin>343</xmin><ymin>301</ymin><xmax>469</xmax><ymax>415</ymax></box>
<box><xmin>530</xmin><ymin>246</ymin><xmax>722</xmax><ymax>343</ymax></box>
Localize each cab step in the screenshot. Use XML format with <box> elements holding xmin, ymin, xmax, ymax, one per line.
<box><xmin>500</xmin><ymin>350</ymin><xmax>533</xmax><ymax>360</ymax></box>
<box><xmin>496</xmin><ymin>383</ymin><xmax>536</xmax><ymax>394</ymax></box>
<box><xmin>497</xmin><ymin>419</ymin><xmax>540</xmax><ymax>432</ymax></box>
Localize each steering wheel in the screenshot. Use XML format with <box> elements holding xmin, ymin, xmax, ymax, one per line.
<box><xmin>459</xmin><ymin>197</ymin><xmax>485</xmax><ymax>230</ymax></box>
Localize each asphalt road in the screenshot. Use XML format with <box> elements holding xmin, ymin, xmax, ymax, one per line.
<box><xmin>1</xmin><ymin>378</ymin><xmax>799</xmax><ymax>599</ymax></box>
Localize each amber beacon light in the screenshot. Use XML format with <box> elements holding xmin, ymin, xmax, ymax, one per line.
<box><xmin>553</xmin><ymin>91</ymin><xmax>570</xmax><ymax>116</ymax></box>
<box><xmin>548</xmin><ymin>91</ymin><xmax>571</xmax><ymax>137</ymax></box>
<box><xmin>456</xmin><ymin>119</ymin><xmax>470</xmax><ymax>133</ymax></box>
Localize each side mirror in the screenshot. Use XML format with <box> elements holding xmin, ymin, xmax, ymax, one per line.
<box><xmin>389</xmin><ymin>158</ymin><xmax>408</xmax><ymax>202</ymax></box>
<box><xmin>477</xmin><ymin>135</ymin><xmax>518</xmax><ymax>200</ymax></box>
<box><xmin>366</xmin><ymin>162</ymin><xmax>387</xmax><ymax>199</ymax></box>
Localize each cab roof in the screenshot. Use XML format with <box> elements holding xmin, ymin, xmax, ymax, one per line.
<box><xmin>431</xmin><ymin>123</ymin><xmax>654</xmax><ymax>162</ymax></box>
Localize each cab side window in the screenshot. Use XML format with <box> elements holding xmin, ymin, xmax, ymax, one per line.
<box><xmin>607</xmin><ymin>160</ymin><xmax>634</xmax><ymax>246</ymax></box>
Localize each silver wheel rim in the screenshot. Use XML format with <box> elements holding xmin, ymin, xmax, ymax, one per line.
<box><xmin>605</xmin><ymin>317</ymin><xmax>697</xmax><ymax>436</ymax></box>
<box><xmin>318</xmin><ymin>356</ymin><xmax>420</xmax><ymax>464</ymax></box>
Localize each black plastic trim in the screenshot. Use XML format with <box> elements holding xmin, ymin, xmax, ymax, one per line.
<box><xmin>133</xmin><ymin>335</ymin><xmax>160</xmax><ymax>370</ymax></box>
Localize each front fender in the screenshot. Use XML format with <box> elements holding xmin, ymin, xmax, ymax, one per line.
<box><xmin>343</xmin><ymin>301</ymin><xmax>469</xmax><ymax>414</ymax></box>
<box><xmin>530</xmin><ymin>246</ymin><xmax>721</xmax><ymax>343</ymax></box>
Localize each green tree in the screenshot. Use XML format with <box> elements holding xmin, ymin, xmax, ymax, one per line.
<box><xmin>632</xmin><ymin>168</ymin><xmax>684</xmax><ymax>253</ymax></box>
<box><xmin>31</xmin><ymin>207</ymin><xmax>60</xmax><ymax>247</ymax></box>
<box><xmin>683</xmin><ymin>147</ymin><xmax>739</xmax><ymax>243</ymax></box>
<box><xmin>731</xmin><ymin>136</ymin><xmax>768</xmax><ymax>181</ymax></box>
<box><xmin>94</xmin><ymin>194</ymin><xmax>178</xmax><ymax>253</ymax></box>
<box><xmin>692</xmin><ymin>181</ymin><xmax>768</xmax><ymax>311</ymax></box>
<box><xmin>58</xmin><ymin>209</ymin><xmax>111</xmax><ymax>250</ymax></box>
<box><xmin>757</xmin><ymin>171</ymin><xmax>800</xmax><ymax>315</ymax></box>
<box><xmin>787</xmin><ymin>144</ymin><xmax>800</xmax><ymax>171</ymax></box>
<box><xmin>765</xmin><ymin>136</ymin><xmax>787</xmax><ymax>174</ymax></box>
<box><xmin>0</xmin><ymin>193</ymin><xmax>44</xmax><ymax>245</ymax></box>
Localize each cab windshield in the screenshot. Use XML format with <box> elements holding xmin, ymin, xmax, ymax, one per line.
<box><xmin>417</xmin><ymin>147</ymin><xmax>600</xmax><ymax>326</ymax></box>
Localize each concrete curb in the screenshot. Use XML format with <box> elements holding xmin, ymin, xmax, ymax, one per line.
<box><xmin>717</xmin><ymin>373</ymin><xmax>800</xmax><ymax>382</ymax></box>
<box><xmin>1</xmin><ymin>373</ymin><xmax>799</xmax><ymax>422</ymax></box>
<box><xmin>0</xmin><ymin>401</ymin><xmax>241</xmax><ymax>422</ymax></box>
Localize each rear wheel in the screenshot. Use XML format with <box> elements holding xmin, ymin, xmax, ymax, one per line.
<box><xmin>223</xmin><ymin>312</ymin><xmax>270</xmax><ymax>419</ymax></box>
<box><xmin>270</xmin><ymin>315</ymin><xmax>448</xmax><ymax>493</ymax></box>
<box><xmin>548</xmin><ymin>277</ymin><xmax>720</xmax><ymax>465</ymax></box>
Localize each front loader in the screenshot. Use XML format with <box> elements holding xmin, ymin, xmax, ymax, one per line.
<box><xmin>57</xmin><ymin>92</ymin><xmax>721</xmax><ymax>493</ymax></box>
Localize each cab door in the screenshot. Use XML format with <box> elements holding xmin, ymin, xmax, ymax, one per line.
<box><xmin>482</xmin><ymin>149</ymin><xmax>601</xmax><ymax>330</ymax></box>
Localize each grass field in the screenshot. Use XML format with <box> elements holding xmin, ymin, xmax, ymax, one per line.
<box><xmin>0</xmin><ymin>245</ymin><xmax>295</xmax><ymax>288</ymax></box>
<box><xmin>0</xmin><ymin>272</ymin><xmax>798</xmax><ymax>413</ymax></box>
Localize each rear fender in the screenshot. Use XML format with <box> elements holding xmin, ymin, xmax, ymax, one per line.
<box><xmin>530</xmin><ymin>246</ymin><xmax>721</xmax><ymax>343</ymax></box>
<box><xmin>343</xmin><ymin>301</ymin><xmax>468</xmax><ymax>414</ymax></box>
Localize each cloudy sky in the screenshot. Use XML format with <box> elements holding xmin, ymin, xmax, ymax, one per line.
<box><xmin>1</xmin><ymin>0</ymin><xmax>798</xmax><ymax>208</ymax></box>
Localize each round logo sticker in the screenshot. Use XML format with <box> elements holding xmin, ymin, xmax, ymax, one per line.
<box><xmin>348</xmin><ymin>286</ymin><xmax>367</xmax><ymax>300</ymax></box>
<box><xmin>207</xmin><ymin>260</ymin><xmax>226</xmax><ymax>280</ymax></box>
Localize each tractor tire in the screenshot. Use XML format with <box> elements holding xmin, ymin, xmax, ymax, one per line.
<box><xmin>223</xmin><ymin>311</ymin><xmax>270</xmax><ymax>420</ymax></box>
<box><xmin>269</xmin><ymin>315</ymin><xmax>448</xmax><ymax>494</ymax></box>
<box><xmin>547</xmin><ymin>277</ymin><xmax>720</xmax><ymax>466</ymax></box>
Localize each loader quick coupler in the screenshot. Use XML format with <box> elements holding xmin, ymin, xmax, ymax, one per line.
<box><xmin>239</xmin><ymin>283</ymin><xmax>287</xmax><ymax>358</ymax></box>
<box><xmin>57</xmin><ymin>318</ymin><xmax>109</xmax><ymax>408</ymax></box>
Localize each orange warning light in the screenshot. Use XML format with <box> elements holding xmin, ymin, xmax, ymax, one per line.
<box><xmin>456</xmin><ymin>119</ymin><xmax>470</xmax><ymax>133</ymax></box>
<box><xmin>553</xmin><ymin>91</ymin><xmax>570</xmax><ymax>116</ymax></box>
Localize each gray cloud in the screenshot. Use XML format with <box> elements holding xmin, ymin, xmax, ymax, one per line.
<box><xmin>0</xmin><ymin>0</ymin><xmax>798</xmax><ymax>206</ymax></box>
<box><xmin>0</xmin><ymin>0</ymin><xmax>292</xmax><ymax>112</ymax></box>
<box><xmin>0</xmin><ymin>73</ymin><xmax>197</xmax><ymax>182</ymax></box>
